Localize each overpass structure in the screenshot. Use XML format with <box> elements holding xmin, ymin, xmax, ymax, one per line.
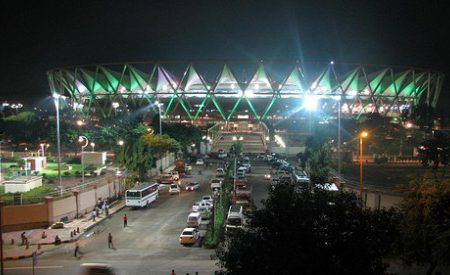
<box><xmin>47</xmin><ymin>61</ymin><xmax>444</xmax><ymax>121</ymax></box>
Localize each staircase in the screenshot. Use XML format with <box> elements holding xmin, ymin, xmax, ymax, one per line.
<box><xmin>211</xmin><ymin>133</ymin><xmax>266</xmax><ymax>154</ymax></box>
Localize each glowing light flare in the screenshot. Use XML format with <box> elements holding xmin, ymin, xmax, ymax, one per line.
<box><xmin>303</xmin><ymin>95</ymin><xmax>319</xmax><ymax>111</ymax></box>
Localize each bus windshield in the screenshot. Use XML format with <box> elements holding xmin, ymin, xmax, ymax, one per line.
<box><xmin>126</xmin><ymin>191</ymin><xmax>141</xmax><ymax>198</ymax></box>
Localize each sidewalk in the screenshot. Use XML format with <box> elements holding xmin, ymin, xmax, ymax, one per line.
<box><xmin>2</xmin><ymin>200</ymin><xmax>126</xmax><ymax>261</ymax></box>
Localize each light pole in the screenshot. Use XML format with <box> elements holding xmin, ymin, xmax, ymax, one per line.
<box><xmin>90</xmin><ymin>142</ymin><xmax>95</xmax><ymax>152</ymax></box>
<box><xmin>78</xmin><ymin>136</ymin><xmax>89</xmax><ymax>185</ymax></box>
<box><xmin>53</xmin><ymin>93</ymin><xmax>63</xmax><ymax>195</ymax></box>
<box><xmin>112</xmin><ymin>102</ymin><xmax>119</xmax><ymax>116</ymax></box>
<box><xmin>155</xmin><ymin>101</ymin><xmax>163</xmax><ymax>135</ymax></box>
<box><xmin>333</xmin><ymin>96</ymin><xmax>342</xmax><ymax>179</ymax></box>
<box><xmin>359</xmin><ymin>131</ymin><xmax>368</xmax><ymax>197</ymax></box>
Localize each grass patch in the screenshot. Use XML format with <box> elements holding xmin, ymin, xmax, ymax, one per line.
<box><xmin>0</xmin><ymin>186</ymin><xmax>56</xmax><ymax>204</ymax></box>
<box><xmin>341</xmin><ymin>164</ymin><xmax>422</xmax><ymax>189</ymax></box>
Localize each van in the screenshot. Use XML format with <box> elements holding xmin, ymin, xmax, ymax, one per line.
<box><xmin>226</xmin><ymin>205</ymin><xmax>244</xmax><ymax>232</ymax></box>
<box><xmin>186</xmin><ymin>212</ymin><xmax>202</xmax><ymax>227</ymax></box>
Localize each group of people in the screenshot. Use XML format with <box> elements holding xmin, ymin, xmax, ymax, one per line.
<box><xmin>91</xmin><ymin>199</ymin><xmax>110</xmax><ymax>221</ymax></box>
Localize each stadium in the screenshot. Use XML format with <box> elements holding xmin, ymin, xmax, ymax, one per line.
<box><xmin>47</xmin><ymin>61</ymin><xmax>443</xmax><ymax>122</ymax></box>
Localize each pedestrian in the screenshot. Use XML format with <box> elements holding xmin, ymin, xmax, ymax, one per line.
<box><xmin>41</xmin><ymin>231</ymin><xmax>47</xmax><ymax>239</ymax></box>
<box><xmin>105</xmin><ymin>204</ymin><xmax>109</xmax><ymax>217</ymax></box>
<box><xmin>123</xmin><ymin>214</ymin><xmax>128</xmax><ymax>227</ymax></box>
<box><xmin>102</xmin><ymin>201</ymin><xmax>106</xmax><ymax>214</ymax></box>
<box><xmin>92</xmin><ymin>209</ymin><xmax>96</xmax><ymax>222</ymax></box>
<box><xmin>20</xmin><ymin>232</ymin><xmax>26</xmax><ymax>245</ymax></box>
<box><xmin>74</xmin><ymin>240</ymin><xmax>80</xmax><ymax>257</ymax></box>
<box><xmin>108</xmin><ymin>233</ymin><xmax>114</xmax><ymax>249</ymax></box>
<box><xmin>170</xmin><ymin>269</ymin><xmax>176</xmax><ymax>275</ymax></box>
<box><xmin>54</xmin><ymin>235</ymin><xmax>61</xmax><ymax>245</ymax></box>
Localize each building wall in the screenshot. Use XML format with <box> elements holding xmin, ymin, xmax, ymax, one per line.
<box><xmin>1</xmin><ymin>202</ymin><xmax>49</xmax><ymax>232</ymax></box>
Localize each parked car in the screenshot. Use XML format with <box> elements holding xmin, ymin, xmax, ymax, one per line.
<box><xmin>202</xmin><ymin>195</ymin><xmax>213</xmax><ymax>204</ymax></box>
<box><xmin>293</xmin><ymin>169</ymin><xmax>310</xmax><ymax>184</ymax></box>
<box><xmin>216</xmin><ymin>168</ymin><xmax>225</xmax><ymax>176</ymax></box>
<box><xmin>195</xmin><ymin>158</ymin><xmax>204</xmax><ymax>166</ymax></box>
<box><xmin>192</xmin><ymin>201</ymin><xmax>213</xmax><ymax>212</ymax></box>
<box><xmin>218</xmin><ymin>150</ymin><xmax>228</xmax><ymax>159</ymax></box>
<box><xmin>169</xmin><ymin>184</ymin><xmax>180</xmax><ymax>195</ymax></box>
<box><xmin>179</xmin><ymin>227</ymin><xmax>200</xmax><ymax>245</ymax></box>
<box><xmin>185</xmin><ymin>182</ymin><xmax>200</xmax><ymax>191</ymax></box>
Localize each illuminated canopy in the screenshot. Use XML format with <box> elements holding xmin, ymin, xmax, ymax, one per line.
<box><xmin>47</xmin><ymin>61</ymin><xmax>443</xmax><ymax>120</ymax></box>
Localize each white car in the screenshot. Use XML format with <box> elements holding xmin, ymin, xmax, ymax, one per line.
<box><xmin>202</xmin><ymin>195</ymin><xmax>213</xmax><ymax>204</ymax></box>
<box><xmin>196</xmin><ymin>158</ymin><xmax>204</xmax><ymax>166</ymax></box>
<box><xmin>179</xmin><ymin>227</ymin><xmax>200</xmax><ymax>245</ymax></box>
<box><xmin>169</xmin><ymin>184</ymin><xmax>180</xmax><ymax>195</ymax></box>
<box><xmin>192</xmin><ymin>201</ymin><xmax>213</xmax><ymax>212</ymax></box>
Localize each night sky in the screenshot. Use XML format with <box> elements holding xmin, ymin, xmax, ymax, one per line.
<box><xmin>1</xmin><ymin>0</ymin><xmax>449</xmax><ymax>112</ymax></box>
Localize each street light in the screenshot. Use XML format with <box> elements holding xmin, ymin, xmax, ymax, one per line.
<box><xmin>53</xmin><ymin>93</ymin><xmax>63</xmax><ymax>195</ymax></box>
<box><xmin>78</xmin><ymin>136</ymin><xmax>89</xmax><ymax>185</ymax></box>
<box><xmin>117</xmin><ymin>140</ymin><xmax>124</xmax><ymax>146</ymax></box>
<box><xmin>155</xmin><ymin>101</ymin><xmax>163</xmax><ymax>135</ymax></box>
<box><xmin>333</xmin><ymin>95</ymin><xmax>342</xmax><ymax>180</ymax></box>
<box><xmin>359</xmin><ymin>131</ymin><xmax>368</xmax><ymax>197</ymax></box>
<box><xmin>90</xmin><ymin>142</ymin><xmax>95</xmax><ymax>152</ymax></box>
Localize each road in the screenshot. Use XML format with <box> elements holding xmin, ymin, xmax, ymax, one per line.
<box><xmin>4</xmin><ymin>159</ymin><xmax>271</xmax><ymax>275</ymax></box>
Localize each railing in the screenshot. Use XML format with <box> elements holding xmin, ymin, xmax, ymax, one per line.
<box><xmin>1</xmin><ymin>173</ymin><xmax>116</xmax><ymax>206</ymax></box>
<box><xmin>207</xmin><ymin>122</ymin><xmax>225</xmax><ymax>144</ymax></box>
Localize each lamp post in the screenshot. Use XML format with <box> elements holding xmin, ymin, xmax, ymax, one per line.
<box><xmin>359</xmin><ymin>131</ymin><xmax>368</xmax><ymax>197</ymax></box>
<box><xmin>90</xmin><ymin>142</ymin><xmax>95</xmax><ymax>152</ymax></box>
<box><xmin>0</xmin><ymin>201</ymin><xmax>4</xmax><ymax>275</ymax></box>
<box><xmin>333</xmin><ymin>96</ymin><xmax>342</xmax><ymax>179</ymax></box>
<box><xmin>78</xmin><ymin>136</ymin><xmax>89</xmax><ymax>185</ymax></box>
<box><xmin>53</xmin><ymin>93</ymin><xmax>63</xmax><ymax>195</ymax></box>
<box><xmin>155</xmin><ymin>101</ymin><xmax>163</xmax><ymax>135</ymax></box>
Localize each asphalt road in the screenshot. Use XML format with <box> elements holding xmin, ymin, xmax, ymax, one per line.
<box><xmin>3</xmin><ymin>159</ymin><xmax>271</xmax><ymax>275</ymax></box>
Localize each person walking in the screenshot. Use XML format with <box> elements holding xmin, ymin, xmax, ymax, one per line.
<box><xmin>108</xmin><ymin>233</ymin><xmax>114</xmax><ymax>249</ymax></box>
<box><xmin>170</xmin><ymin>270</ymin><xmax>176</xmax><ymax>275</ymax></box>
<box><xmin>74</xmin><ymin>241</ymin><xmax>80</xmax><ymax>257</ymax></box>
<box><xmin>105</xmin><ymin>204</ymin><xmax>109</xmax><ymax>217</ymax></box>
<box><xmin>92</xmin><ymin>209</ymin><xmax>96</xmax><ymax>222</ymax></box>
<box><xmin>123</xmin><ymin>214</ymin><xmax>128</xmax><ymax>227</ymax></box>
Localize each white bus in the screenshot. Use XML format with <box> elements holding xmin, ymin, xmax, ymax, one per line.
<box><xmin>125</xmin><ymin>182</ymin><xmax>159</xmax><ymax>207</ymax></box>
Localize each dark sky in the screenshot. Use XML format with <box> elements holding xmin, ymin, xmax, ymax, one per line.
<box><xmin>1</xmin><ymin>0</ymin><xmax>449</xmax><ymax>106</ymax></box>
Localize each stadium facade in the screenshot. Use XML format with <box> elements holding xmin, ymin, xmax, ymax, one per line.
<box><xmin>47</xmin><ymin>61</ymin><xmax>443</xmax><ymax>121</ymax></box>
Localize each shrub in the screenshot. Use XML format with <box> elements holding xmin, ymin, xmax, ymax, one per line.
<box><xmin>63</xmin><ymin>171</ymin><xmax>71</xmax><ymax>176</ymax></box>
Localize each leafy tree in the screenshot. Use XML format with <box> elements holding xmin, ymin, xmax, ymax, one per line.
<box><xmin>115</xmin><ymin>137</ymin><xmax>155</xmax><ymax>181</ymax></box>
<box><xmin>154</xmin><ymin>117</ymin><xmax>203</xmax><ymax>152</ymax></box>
<box><xmin>397</xmin><ymin>179</ymin><xmax>450</xmax><ymax>275</ymax></box>
<box><xmin>1</xmin><ymin>111</ymin><xmax>48</xmax><ymax>145</ymax></box>
<box><xmin>142</xmin><ymin>134</ymin><xmax>181</xmax><ymax>157</ymax></box>
<box><xmin>230</xmin><ymin>141</ymin><xmax>243</xmax><ymax>156</ymax></box>
<box><xmin>308</xmin><ymin>143</ymin><xmax>331</xmax><ymax>184</ymax></box>
<box><xmin>217</xmin><ymin>185</ymin><xmax>398</xmax><ymax>275</ymax></box>
<box><xmin>418</xmin><ymin>130</ymin><xmax>450</xmax><ymax>179</ymax></box>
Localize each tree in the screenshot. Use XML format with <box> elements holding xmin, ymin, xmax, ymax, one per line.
<box><xmin>308</xmin><ymin>143</ymin><xmax>331</xmax><ymax>185</ymax></box>
<box><xmin>217</xmin><ymin>185</ymin><xmax>399</xmax><ymax>275</ymax></box>
<box><xmin>1</xmin><ymin>111</ymin><xmax>48</xmax><ymax>145</ymax></box>
<box><xmin>230</xmin><ymin>141</ymin><xmax>243</xmax><ymax>157</ymax></box>
<box><xmin>397</xmin><ymin>179</ymin><xmax>450</xmax><ymax>275</ymax></box>
<box><xmin>115</xmin><ymin>137</ymin><xmax>155</xmax><ymax>181</ymax></box>
<box><xmin>142</xmin><ymin>134</ymin><xmax>181</xmax><ymax>157</ymax></box>
<box><xmin>418</xmin><ymin>130</ymin><xmax>450</xmax><ymax>179</ymax></box>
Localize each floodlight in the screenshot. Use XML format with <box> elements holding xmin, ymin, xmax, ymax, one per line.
<box><xmin>303</xmin><ymin>95</ymin><xmax>319</xmax><ymax>111</ymax></box>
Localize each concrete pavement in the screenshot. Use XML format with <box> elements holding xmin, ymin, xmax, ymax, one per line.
<box><xmin>2</xmin><ymin>200</ymin><xmax>125</xmax><ymax>261</ymax></box>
